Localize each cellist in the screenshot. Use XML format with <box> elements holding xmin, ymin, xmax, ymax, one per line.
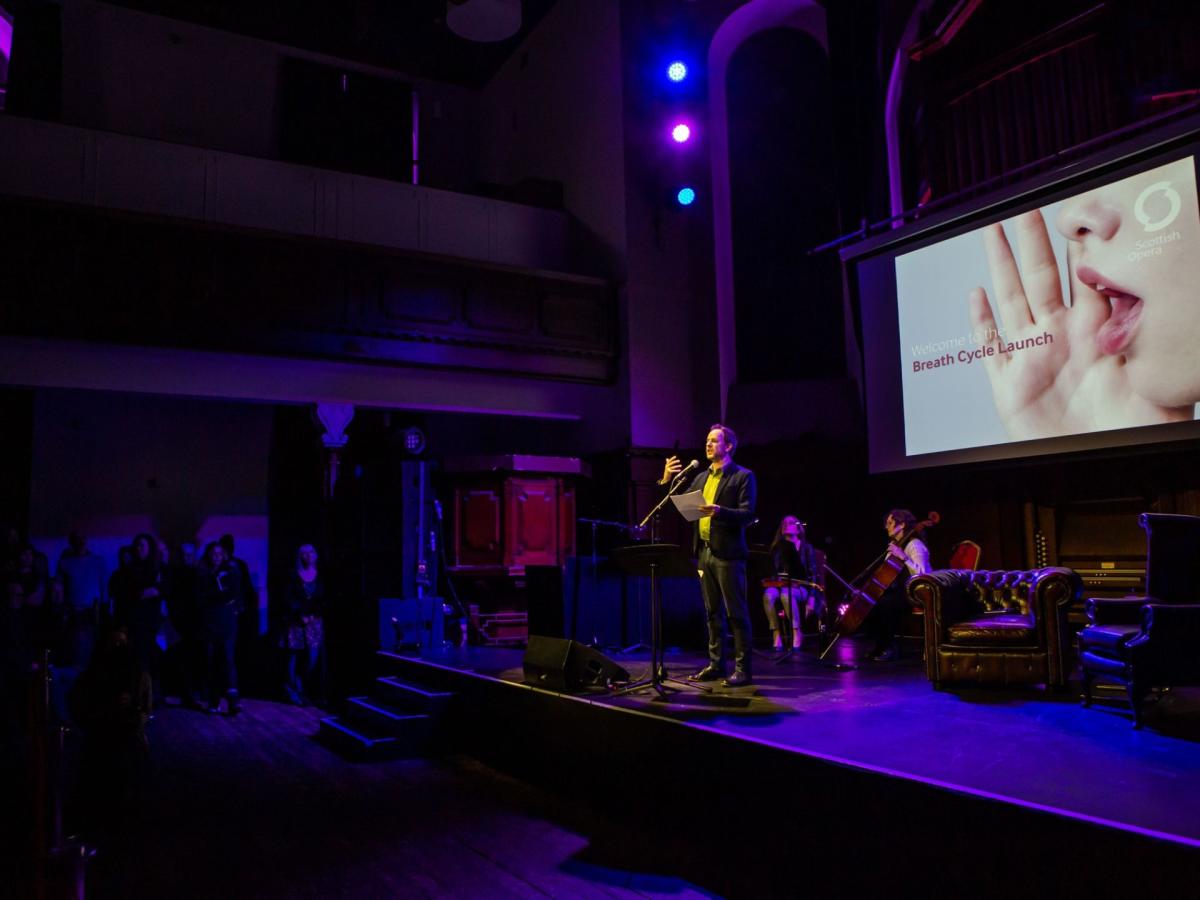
<box><xmin>863</xmin><ymin>509</ymin><xmax>930</xmax><ymax>661</ymax></box>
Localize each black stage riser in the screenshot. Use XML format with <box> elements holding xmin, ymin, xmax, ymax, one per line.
<box><xmin>377</xmin><ymin>652</ymin><xmax>1197</xmax><ymax>899</ymax></box>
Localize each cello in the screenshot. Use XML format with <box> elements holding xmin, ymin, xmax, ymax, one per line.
<box><xmin>819</xmin><ymin>511</ymin><xmax>939</xmax><ymax>658</ymax></box>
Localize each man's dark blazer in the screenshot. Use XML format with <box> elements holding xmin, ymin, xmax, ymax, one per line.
<box><xmin>686</xmin><ymin>461</ymin><xmax>757</xmax><ymax>561</ymax></box>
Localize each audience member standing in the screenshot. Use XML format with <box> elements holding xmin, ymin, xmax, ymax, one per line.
<box><xmin>280</xmin><ymin>543</ymin><xmax>326</xmax><ymax>706</ymax></box>
<box><xmin>56</xmin><ymin>531</ymin><xmax>108</xmax><ymax>670</ymax></box>
<box><xmin>106</xmin><ymin>544</ymin><xmax>134</xmax><ymax>629</ymax></box>
<box><xmin>7</xmin><ymin>528</ymin><xmax>52</xmax><ymax>585</ymax></box>
<box><xmin>8</xmin><ymin>543</ymin><xmax>51</xmax><ymax>652</ymax></box>
<box><xmin>220</xmin><ymin>534</ymin><xmax>260</xmax><ymax>693</ymax></box>
<box><xmin>112</xmin><ymin>534</ymin><xmax>166</xmax><ymax>698</ymax></box>
<box><xmin>219</xmin><ymin>534</ymin><xmax>255</xmax><ymax>618</ymax></box>
<box><xmin>1</xmin><ymin>543</ymin><xmax>47</xmax><ymax>699</ymax></box>
<box><xmin>7</xmin><ymin>543</ymin><xmax>46</xmax><ymax>606</ymax></box>
<box><xmin>199</xmin><ymin>542</ymin><xmax>243</xmax><ymax>715</ymax></box>
<box><xmin>0</xmin><ymin>524</ymin><xmax>21</xmax><ymax>575</ymax></box>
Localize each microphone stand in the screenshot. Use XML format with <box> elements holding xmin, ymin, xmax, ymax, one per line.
<box><xmin>609</xmin><ymin>470</ymin><xmax>713</xmax><ymax>697</ymax></box>
<box><xmin>638</xmin><ymin>471</ymin><xmax>690</xmax><ymax>532</ymax></box>
<box><xmin>620</xmin><ymin>475</ymin><xmax>689</xmax><ymax>654</ymax></box>
<box><xmin>576</xmin><ymin>517</ymin><xmax>632</xmax><ymax>645</ymax></box>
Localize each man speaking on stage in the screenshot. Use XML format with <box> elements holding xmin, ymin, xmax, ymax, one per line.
<box><xmin>661</xmin><ymin>423</ymin><xmax>757</xmax><ymax>687</ymax></box>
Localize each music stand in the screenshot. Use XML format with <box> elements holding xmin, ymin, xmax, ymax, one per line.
<box><xmin>620</xmin><ymin>468</ymin><xmax>687</xmax><ymax>652</ymax></box>
<box><xmin>610</xmin><ymin>544</ymin><xmax>706</xmax><ymax>700</ymax></box>
<box><xmin>575</xmin><ymin>517</ymin><xmax>635</xmax><ymax>647</ymax></box>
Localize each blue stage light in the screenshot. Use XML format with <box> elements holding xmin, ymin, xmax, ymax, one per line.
<box><xmin>403</xmin><ymin>426</ymin><xmax>426</xmax><ymax>455</ymax></box>
<box><xmin>676</xmin><ymin>187</ymin><xmax>696</xmax><ymax>206</ymax></box>
<box><xmin>666</xmin><ymin>61</ymin><xmax>688</xmax><ymax>83</ymax></box>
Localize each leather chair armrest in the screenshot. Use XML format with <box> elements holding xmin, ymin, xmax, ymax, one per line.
<box><xmin>1127</xmin><ymin>604</ymin><xmax>1200</xmax><ymax>669</ymax></box>
<box><xmin>1085</xmin><ymin>596</ymin><xmax>1152</xmax><ymax>625</ymax></box>
<box><xmin>1028</xmin><ymin>570</ymin><xmax>1080</xmax><ymax>674</ymax></box>
<box><xmin>909</xmin><ymin>570</ymin><xmax>976</xmax><ymax>627</ymax></box>
<box><xmin>1141</xmin><ymin>603</ymin><xmax>1200</xmax><ymax>638</ymax></box>
<box><xmin>1030</xmin><ymin>567</ymin><xmax>1082</xmax><ymax>617</ymax></box>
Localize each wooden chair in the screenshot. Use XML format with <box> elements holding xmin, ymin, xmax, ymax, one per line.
<box><xmin>760</xmin><ymin>546</ymin><xmax>827</xmax><ymax>649</ymax></box>
<box><xmin>947</xmin><ymin>540</ymin><xmax>981</xmax><ymax>571</ymax></box>
<box><xmin>907</xmin><ymin>540</ymin><xmax>981</xmax><ymax>641</ymax></box>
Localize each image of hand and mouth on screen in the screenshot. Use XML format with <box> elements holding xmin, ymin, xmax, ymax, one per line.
<box><xmin>895</xmin><ymin>155</ymin><xmax>1200</xmax><ymax>457</ymax></box>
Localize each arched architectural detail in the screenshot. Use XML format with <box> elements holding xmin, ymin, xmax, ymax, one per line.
<box><xmin>708</xmin><ymin>0</ymin><xmax>827</xmax><ymax>417</ymax></box>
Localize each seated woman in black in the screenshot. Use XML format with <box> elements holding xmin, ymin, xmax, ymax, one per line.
<box><xmin>762</xmin><ymin>516</ymin><xmax>821</xmax><ymax>650</ymax></box>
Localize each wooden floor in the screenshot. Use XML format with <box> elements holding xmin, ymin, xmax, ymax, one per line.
<box><xmin>62</xmin><ymin>634</ymin><xmax>1200</xmax><ymax>899</ymax></box>
<box><xmin>86</xmin><ymin>700</ymin><xmax>717</xmax><ymax>899</ymax></box>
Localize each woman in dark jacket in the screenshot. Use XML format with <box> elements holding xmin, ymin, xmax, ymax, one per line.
<box><xmin>112</xmin><ymin>534</ymin><xmax>166</xmax><ymax>692</ymax></box>
<box><xmin>763</xmin><ymin>516</ymin><xmax>822</xmax><ymax>650</ymax></box>
<box><xmin>280</xmin><ymin>543</ymin><xmax>325</xmax><ymax>706</ymax></box>
<box><xmin>2</xmin><ymin>544</ymin><xmax>50</xmax><ymax>670</ymax></box>
<box><xmin>198</xmin><ymin>541</ymin><xmax>243</xmax><ymax>715</ymax></box>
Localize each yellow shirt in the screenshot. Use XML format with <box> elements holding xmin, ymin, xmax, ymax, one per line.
<box><xmin>699</xmin><ymin>467</ymin><xmax>722</xmax><ymax>542</ymax></box>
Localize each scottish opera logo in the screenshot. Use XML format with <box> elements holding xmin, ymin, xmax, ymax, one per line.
<box><xmin>1134</xmin><ymin>180</ymin><xmax>1182</xmax><ymax>232</ymax></box>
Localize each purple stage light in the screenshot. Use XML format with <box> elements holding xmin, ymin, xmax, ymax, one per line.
<box><xmin>670</xmin><ymin>123</ymin><xmax>692</xmax><ymax>144</ymax></box>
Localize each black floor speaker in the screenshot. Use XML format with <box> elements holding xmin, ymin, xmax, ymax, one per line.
<box><xmin>522</xmin><ymin>635</ymin><xmax>630</xmax><ymax>692</ymax></box>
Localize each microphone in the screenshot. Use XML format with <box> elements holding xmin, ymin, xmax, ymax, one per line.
<box><xmin>673</xmin><ymin>459</ymin><xmax>700</xmax><ymax>482</ymax></box>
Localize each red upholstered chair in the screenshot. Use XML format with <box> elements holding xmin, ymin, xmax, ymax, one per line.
<box><xmin>947</xmin><ymin>540</ymin><xmax>981</xmax><ymax>571</ymax></box>
<box><xmin>909</xmin><ymin>540</ymin><xmax>980</xmax><ymax>631</ymax></box>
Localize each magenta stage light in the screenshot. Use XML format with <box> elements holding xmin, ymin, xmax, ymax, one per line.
<box><xmin>670</xmin><ymin>123</ymin><xmax>692</xmax><ymax>143</ymax></box>
<box><xmin>666</xmin><ymin>61</ymin><xmax>688</xmax><ymax>83</ymax></box>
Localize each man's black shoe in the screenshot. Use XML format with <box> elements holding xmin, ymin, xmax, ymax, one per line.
<box><xmin>723</xmin><ymin>671</ymin><xmax>752</xmax><ymax>687</ymax></box>
<box><xmin>870</xmin><ymin>644</ymin><xmax>900</xmax><ymax>662</ymax></box>
<box><xmin>689</xmin><ymin>665</ymin><xmax>723</xmax><ymax>682</ymax></box>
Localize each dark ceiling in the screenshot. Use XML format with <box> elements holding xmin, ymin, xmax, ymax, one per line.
<box><xmin>105</xmin><ymin>0</ymin><xmax>559</xmax><ymax>87</ymax></box>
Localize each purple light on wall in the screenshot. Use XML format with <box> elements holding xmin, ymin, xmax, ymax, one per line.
<box><xmin>670</xmin><ymin>122</ymin><xmax>692</xmax><ymax>144</ymax></box>
<box><xmin>411</xmin><ymin>89</ymin><xmax>420</xmax><ymax>185</ymax></box>
<box><xmin>0</xmin><ymin>12</ymin><xmax>13</xmax><ymax>109</ymax></box>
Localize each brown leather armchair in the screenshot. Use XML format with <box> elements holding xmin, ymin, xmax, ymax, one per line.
<box><xmin>1079</xmin><ymin>513</ymin><xmax>1200</xmax><ymax>728</ymax></box>
<box><xmin>910</xmin><ymin>568</ymin><xmax>1081</xmax><ymax>689</ymax></box>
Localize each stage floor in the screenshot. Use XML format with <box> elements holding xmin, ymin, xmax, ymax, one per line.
<box><xmin>395</xmin><ymin>636</ymin><xmax>1200</xmax><ymax>848</ymax></box>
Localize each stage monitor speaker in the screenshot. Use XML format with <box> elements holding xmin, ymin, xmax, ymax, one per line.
<box><xmin>522</xmin><ymin>635</ymin><xmax>629</xmax><ymax>692</ymax></box>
